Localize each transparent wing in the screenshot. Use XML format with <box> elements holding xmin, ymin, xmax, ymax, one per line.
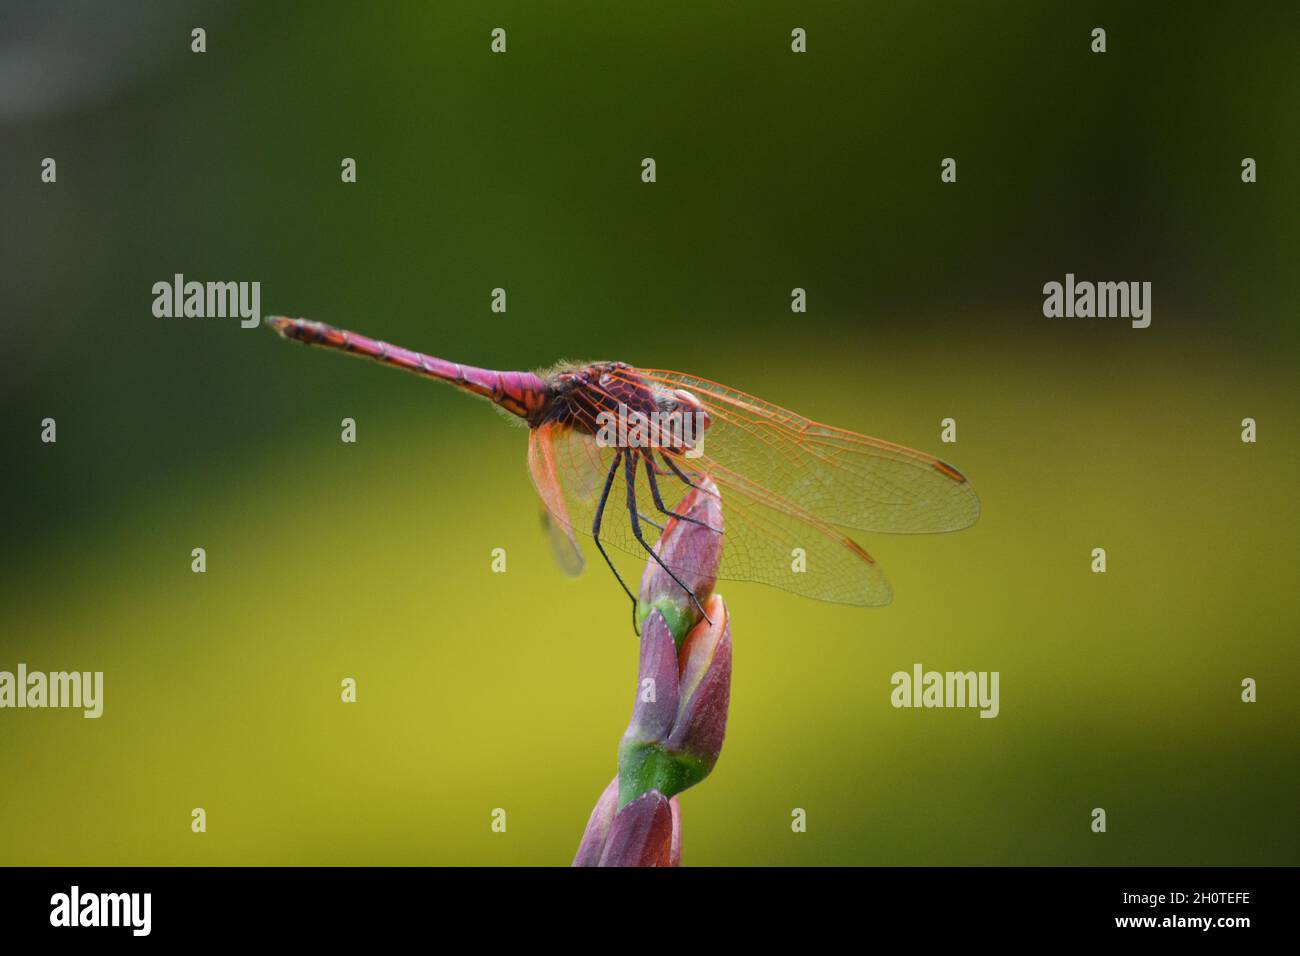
<box><xmin>620</xmin><ymin>369</ymin><xmax>980</xmax><ymax>534</ymax></box>
<box><xmin>539</xmin><ymin>503</ymin><xmax>585</xmax><ymax>576</ymax></box>
<box><xmin>526</xmin><ymin>421</ymin><xmax>892</xmax><ymax>606</ymax></box>
<box><xmin>528</xmin><ymin>428</ymin><xmax>586</xmax><ymax>576</ymax></box>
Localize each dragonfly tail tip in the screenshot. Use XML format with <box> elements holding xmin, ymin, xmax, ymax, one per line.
<box><xmin>266</xmin><ymin>316</ymin><xmax>295</xmax><ymax>337</ymax></box>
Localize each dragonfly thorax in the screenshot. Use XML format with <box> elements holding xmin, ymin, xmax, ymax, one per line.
<box><xmin>540</xmin><ymin>363</ymin><xmax>709</xmax><ymax>454</ymax></box>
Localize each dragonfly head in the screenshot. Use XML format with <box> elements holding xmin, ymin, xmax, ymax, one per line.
<box><xmin>656</xmin><ymin>387</ymin><xmax>711</xmax><ymax>455</ymax></box>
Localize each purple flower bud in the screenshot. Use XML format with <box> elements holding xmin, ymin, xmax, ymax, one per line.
<box><xmin>598</xmin><ymin>791</ymin><xmax>677</xmax><ymax>867</ymax></box>
<box><xmin>637</xmin><ymin>477</ymin><xmax>724</xmax><ymax>641</ymax></box>
<box><xmin>572</xmin><ymin>778</ymin><xmax>619</xmax><ymax>867</ymax></box>
<box><xmin>575</xmin><ymin>475</ymin><xmax>728</xmax><ymax>867</ymax></box>
<box><xmin>617</xmin><ymin>597</ymin><xmax>732</xmax><ymax>803</ymax></box>
<box><xmin>624</xmin><ymin>611</ymin><xmax>680</xmax><ymax>744</ymax></box>
<box><xmin>666</xmin><ymin>595</ymin><xmax>731</xmax><ymax>775</ymax></box>
<box><xmin>573</xmin><ymin>777</ymin><xmax>682</xmax><ymax>867</ymax></box>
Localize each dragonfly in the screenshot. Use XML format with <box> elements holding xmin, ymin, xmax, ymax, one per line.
<box><xmin>267</xmin><ymin>317</ymin><xmax>979</xmax><ymax>622</ymax></box>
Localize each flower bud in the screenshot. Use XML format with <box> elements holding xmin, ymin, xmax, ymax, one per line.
<box><xmin>624</xmin><ymin>610</ymin><xmax>680</xmax><ymax>745</ymax></box>
<box><xmin>572</xmin><ymin>777</ymin><xmax>681</xmax><ymax>867</ymax></box>
<box><xmin>637</xmin><ymin>477</ymin><xmax>724</xmax><ymax>644</ymax></box>
<box><xmin>572</xmin><ymin>777</ymin><xmax>619</xmax><ymax>867</ymax></box>
<box><xmin>618</xmin><ymin>599</ymin><xmax>731</xmax><ymax>804</ymax></box>
<box><xmin>666</xmin><ymin>595</ymin><xmax>731</xmax><ymax>774</ymax></box>
<box><xmin>576</xmin><ymin>474</ymin><xmax>729</xmax><ymax>867</ymax></box>
<box><xmin>598</xmin><ymin>790</ymin><xmax>677</xmax><ymax>867</ymax></box>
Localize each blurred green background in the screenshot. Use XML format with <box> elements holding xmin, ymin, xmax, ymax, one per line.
<box><xmin>2</xmin><ymin>1</ymin><xmax>1297</xmax><ymax>865</ymax></box>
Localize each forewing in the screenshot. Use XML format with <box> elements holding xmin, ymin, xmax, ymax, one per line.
<box><xmin>625</xmin><ymin>369</ymin><xmax>980</xmax><ymax>534</ymax></box>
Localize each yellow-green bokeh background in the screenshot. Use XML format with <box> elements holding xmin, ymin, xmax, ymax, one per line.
<box><xmin>3</xmin><ymin>1</ymin><xmax>1297</xmax><ymax>865</ymax></box>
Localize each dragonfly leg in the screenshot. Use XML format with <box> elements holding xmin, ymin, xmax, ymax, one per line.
<box><xmin>637</xmin><ymin>511</ymin><xmax>665</xmax><ymax>532</ymax></box>
<box><xmin>625</xmin><ymin>454</ymin><xmax>713</xmax><ymax>625</ymax></box>
<box><xmin>660</xmin><ymin>451</ymin><xmax>705</xmax><ymax>491</ymax></box>
<box><xmin>644</xmin><ymin>455</ymin><xmax>671</xmax><ymax>476</ymax></box>
<box><xmin>644</xmin><ymin>451</ymin><xmax>722</xmax><ymax>534</ymax></box>
<box><xmin>592</xmin><ymin>450</ymin><xmax>639</xmax><ymax>633</ymax></box>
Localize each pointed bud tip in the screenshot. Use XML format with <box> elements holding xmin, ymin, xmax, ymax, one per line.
<box><xmin>598</xmin><ymin>790</ymin><xmax>677</xmax><ymax>867</ymax></box>
<box><xmin>638</xmin><ymin>477</ymin><xmax>725</xmax><ymax>638</ymax></box>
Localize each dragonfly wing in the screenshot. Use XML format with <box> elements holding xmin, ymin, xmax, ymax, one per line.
<box><xmin>626</xmin><ymin>369</ymin><xmax>980</xmax><ymax>534</ymax></box>
<box><xmin>695</xmin><ymin>462</ymin><xmax>893</xmax><ymax>605</ymax></box>
<box><xmin>540</xmin><ymin>503</ymin><xmax>585</xmax><ymax>576</ymax></box>
<box><xmin>527</xmin><ymin>427</ymin><xmax>586</xmax><ymax>576</ymax></box>
<box><xmin>529</xmin><ymin>422</ymin><xmax>891</xmax><ymax>606</ymax></box>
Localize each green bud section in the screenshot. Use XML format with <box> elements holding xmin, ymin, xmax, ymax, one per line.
<box><xmin>636</xmin><ymin>596</ymin><xmax>696</xmax><ymax>650</ymax></box>
<box><xmin>617</xmin><ymin>741</ymin><xmax>708</xmax><ymax>809</ymax></box>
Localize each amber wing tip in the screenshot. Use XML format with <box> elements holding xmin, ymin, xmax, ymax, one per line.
<box><xmin>932</xmin><ymin>459</ymin><xmax>968</xmax><ymax>483</ymax></box>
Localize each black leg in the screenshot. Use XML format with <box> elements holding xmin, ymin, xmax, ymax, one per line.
<box><xmin>645</xmin><ymin>454</ymin><xmax>670</xmax><ymax>476</ymax></box>
<box><xmin>637</xmin><ymin>511</ymin><xmax>665</xmax><ymax>532</ymax></box>
<box><xmin>591</xmin><ymin>450</ymin><xmax>638</xmax><ymax>631</ymax></box>
<box><xmin>625</xmin><ymin>454</ymin><xmax>712</xmax><ymax>624</ymax></box>
<box><xmin>661</xmin><ymin>451</ymin><xmax>705</xmax><ymax>492</ymax></box>
<box><xmin>643</xmin><ymin>451</ymin><xmax>722</xmax><ymax>534</ymax></box>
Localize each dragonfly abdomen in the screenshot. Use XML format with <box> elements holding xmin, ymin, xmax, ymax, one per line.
<box><xmin>268</xmin><ymin>316</ymin><xmax>549</xmax><ymax>420</ymax></box>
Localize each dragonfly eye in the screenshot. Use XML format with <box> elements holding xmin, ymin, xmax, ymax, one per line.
<box><xmin>671</xmin><ymin>388</ymin><xmax>710</xmax><ymax>428</ymax></box>
<box><xmin>660</xmin><ymin>389</ymin><xmax>710</xmax><ymax>453</ymax></box>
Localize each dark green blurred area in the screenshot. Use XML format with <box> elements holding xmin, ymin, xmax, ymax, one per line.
<box><xmin>1</xmin><ymin>1</ymin><xmax>1296</xmax><ymax>865</ymax></box>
